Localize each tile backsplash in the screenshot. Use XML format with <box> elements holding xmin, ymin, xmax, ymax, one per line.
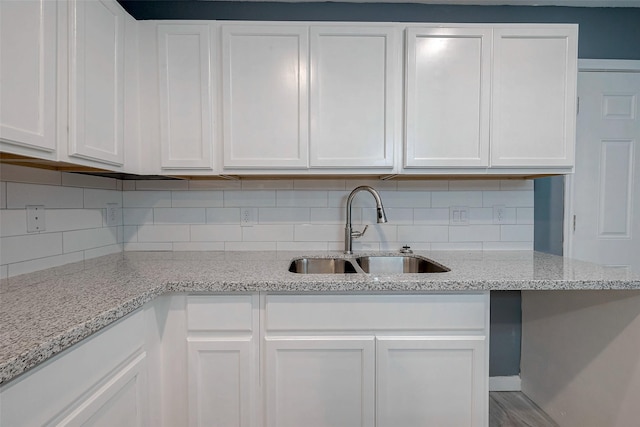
<box><xmin>0</xmin><ymin>164</ymin><xmax>534</xmax><ymax>278</ymax></box>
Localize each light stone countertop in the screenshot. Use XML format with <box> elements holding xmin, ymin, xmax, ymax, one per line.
<box><xmin>1</xmin><ymin>250</ymin><xmax>639</xmax><ymax>386</ymax></box>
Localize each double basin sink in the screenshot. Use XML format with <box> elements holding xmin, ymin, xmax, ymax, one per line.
<box><xmin>289</xmin><ymin>255</ymin><xmax>450</xmax><ymax>275</ymax></box>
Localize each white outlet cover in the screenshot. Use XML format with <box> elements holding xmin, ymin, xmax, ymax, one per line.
<box><xmin>240</xmin><ymin>208</ymin><xmax>257</xmax><ymax>226</ymax></box>
<box><xmin>106</xmin><ymin>203</ymin><xmax>119</xmax><ymax>227</ymax></box>
<box><xmin>26</xmin><ymin>205</ymin><xmax>46</xmax><ymax>233</ymax></box>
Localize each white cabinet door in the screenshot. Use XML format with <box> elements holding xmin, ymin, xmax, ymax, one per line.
<box><xmin>405</xmin><ymin>27</ymin><xmax>491</xmax><ymax>168</ymax></box>
<box><xmin>188</xmin><ymin>339</ymin><xmax>254</xmax><ymax>427</ymax></box>
<box><xmin>377</xmin><ymin>336</ymin><xmax>487</xmax><ymax>427</ymax></box>
<box><xmin>68</xmin><ymin>0</ymin><xmax>125</xmax><ymax>166</ymax></box>
<box><xmin>158</xmin><ymin>24</ymin><xmax>214</xmax><ymax>170</ymax></box>
<box><xmin>309</xmin><ymin>26</ymin><xmax>399</xmax><ymax>169</ymax></box>
<box><xmin>0</xmin><ymin>0</ymin><xmax>57</xmax><ymax>158</ymax></box>
<box><xmin>222</xmin><ymin>25</ymin><xmax>309</xmax><ymax>169</ymax></box>
<box><xmin>491</xmin><ymin>26</ymin><xmax>577</xmax><ymax>168</ymax></box>
<box><xmin>265</xmin><ymin>337</ymin><xmax>375</xmax><ymax>427</ymax></box>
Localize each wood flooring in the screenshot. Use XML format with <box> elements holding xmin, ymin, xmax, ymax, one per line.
<box><xmin>490</xmin><ymin>392</ymin><xmax>559</xmax><ymax>427</ymax></box>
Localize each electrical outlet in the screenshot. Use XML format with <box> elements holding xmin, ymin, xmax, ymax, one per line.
<box><xmin>26</xmin><ymin>205</ymin><xmax>46</xmax><ymax>233</ymax></box>
<box><xmin>240</xmin><ymin>208</ymin><xmax>257</xmax><ymax>226</ymax></box>
<box><xmin>106</xmin><ymin>203</ymin><xmax>119</xmax><ymax>227</ymax></box>
<box><xmin>493</xmin><ymin>205</ymin><xmax>506</xmax><ymax>224</ymax></box>
<box><xmin>449</xmin><ymin>206</ymin><xmax>469</xmax><ymax>225</ymax></box>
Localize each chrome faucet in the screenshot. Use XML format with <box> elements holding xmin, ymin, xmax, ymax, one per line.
<box><xmin>344</xmin><ymin>186</ymin><xmax>388</xmax><ymax>254</ymax></box>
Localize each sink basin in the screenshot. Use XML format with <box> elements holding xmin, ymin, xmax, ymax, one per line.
<box><xmin>289</xmin><ymin>258</ymin><xmax>358</xmax><ymax>274</ymax></box>
<box><xmin>355</xmin><ymin>255</ymin><xmax>449</xmax><ymax>274</ymax></box>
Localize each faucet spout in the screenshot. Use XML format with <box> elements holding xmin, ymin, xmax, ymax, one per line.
<box><xmin>344</xmin><ymin>186</ymin><xmax>388</xmax><ymax>254</ymax></box>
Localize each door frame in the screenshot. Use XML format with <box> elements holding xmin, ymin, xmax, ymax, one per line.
<box><xmin>563</xmin><ymin>59</ymin><xmax>640</xmax><ymax>258</ymax></box>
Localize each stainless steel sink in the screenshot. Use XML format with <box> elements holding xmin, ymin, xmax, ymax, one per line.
<box><xmin>355</xmin><ymin>255</ymin><xmax>450</xmax><ymax>274</ymax></box>
<box><xmin>289</xmin><ymin>258</ymin><xmax>358</xmax><ymax>274</ymax></box>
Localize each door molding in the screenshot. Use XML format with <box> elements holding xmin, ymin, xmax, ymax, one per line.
<box><xmin>564</xmin><ymin>59</ymin><xmax>640</xmax><ymax>258</ymax></box>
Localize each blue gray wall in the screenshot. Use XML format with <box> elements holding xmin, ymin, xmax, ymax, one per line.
<box><xmin>117</xmin><ymin>0</ymin><xmax>640</xmax><ymax>378</ymax></box>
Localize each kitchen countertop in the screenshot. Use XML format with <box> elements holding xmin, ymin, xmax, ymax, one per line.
<box><xmin>1</xmin><ymin>250</ymin><xmax>639</xmax><ymax>386</ymax></box>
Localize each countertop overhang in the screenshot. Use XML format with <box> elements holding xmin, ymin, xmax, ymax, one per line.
<box><xmin>1</xmin><ymin>250</ymin><xmax>639</xmax><ymax>386</ymax></box>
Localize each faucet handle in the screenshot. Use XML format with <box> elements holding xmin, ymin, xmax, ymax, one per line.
<box><xmin>400</xmin><ymin>245</ymin><xmax>413</xmax><ymax>254</ymax></box>
<box><xmin>351</xmin><ymin>225</ymin><xmax>369</xmax><ymax>239</ymax></box>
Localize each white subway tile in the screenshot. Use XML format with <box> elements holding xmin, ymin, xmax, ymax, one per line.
<box><xmin>224</xmin><ymin>241</ymin><xmax>277</xmax><ymax>251</ymax></box>
<box><xmin>122</xmin><ymin>181</ymin><xmax>136</xmax><ymax>191</ymax></box>
<box><xmin>517</xmin><ymin>208</ymin><xmax>534</xmax><ymax>224</ymax></box>
<box><xmin>483</xmin><ymin>191</ymin><xmax>533</xmax><ymax>208</ymax></box>
<box><xmin>123</xmin><ymin>191</ymin><xmax>171</xmax><ymax>208</ymax></box>
<box><xmin>396</xmin><ymin>180</ymin><xmax>449</xmax><ymax>191</ymax></box>
<box><xmin>294</xmin><ymin>224</ymin><xmax>343</xmax><ymax>242</ymax></box>
<box><xmin>276</xmin><ymin>191</ymin><xmax>328</xmax><ymax>207</ymax></box>
<box><xmin>137</xmin><ymin>225</ymin><xmax>190</xmax><ymax>242</ymax></box>
<box><xmin>172</xmin><ymin>191</ymin><xmax>223</xmax><ymax>207</ymax></box>
<box><xmin>276</xmin><ymin>241</ymin><xmax>329</xmax><ymax>251</ymax></box>
<box><xmin>0</xmin><ymin>164</ymin><xmax>61</xmax><ymax>185</ymax></box>
<box><xmin>500</xmin><ymin>225</ymin><xmax>534</xmax><ymax>242</ymax></box>
<box><xmin>470</xmin><ymin>207</ymin><xmax>517</xmax><ymax>225</ymax></box>
<box><xmin>173</xmin><ymin>242</ymin><xmax>225</xmax><ymax>251</ymax></box>
<box><xmin>189</xmin><ymin>180</ymin><xmax>241</xmax><ymax>190</ymax></box>
<box><xmin>310</xmin><ymin>207</ymin><xmax>359</xmax><ymax>224</ymax></box>
<box><xmin>84</xmin><ymin>244</ymin><xmax>122</xmax><ymax>260</ymax></box>
<box><xmin>397</xmin><ymin>225</ymin><xmax>448</xmax><ymax>242</ymax></box>
<box><xmin>449</xmin><ymin>180</ymin><xmax>500</xmax><ymax>191</ymax></box>
<box><xmin>117</xmin><ymin>226</ymin><xmax>124</xmax><ymax>243</ymax></box>
<box><xmin>61</xmin><ymin>173</ymin><xmax>118</xmax><ymax>190</ymax></box>
<box><xmin>242</xmin><ymin>180</ymin><xmax>293</xmax><ymax>190</ymax></box>
<box><xmin>431</xmin><ymin>242</ymin><xmax>483</xmax><ymax>251</ymax></box>
<box><xmin>0</xmin><ymin>210</ymin><xmax>27</xmax><ymax>237</ymax></box>
<box><xmin>224</xmin><ymin>191</ymin><xmax>276</xmax><ymax>207</ymax></box>
<box><xmin>0</xmin><ymin>233</ymin><xmax>63</xmax><ymax>264</ymax></box>
<box><xmin>500</xmin><ymin>179</ymin><xmax>534</xmax><ymax>190</ymax></box>
<box><xmin>358</xmin><ymin>224</ymin><xmax>397</xmax><ymax>243</ymax></box>
<box><xmin>124</xmin><ymin>242</ymin><xmax>173</xmax><ymax>251</ymax></box>
<box><xmin>0</xmin><ymin>182</ymin><xmax>7</xmax><ymax>209</ymax></box>
<box><xmin>153</xmin><ymin>208</ymin><xmax>206</xmax><ymax>224</ymax></box>
<box><xmin>122</xmin><ymin>226</ymin><xmax>138</xmax><ymax>243</ymax></box>
<box><xmin>206</xmin><ymin>208</ymin><xmax>241</xmax><ymax>224</ymax></box>
<box><xmin>84</xmin><ymin>189</ymin><xmax>122</xmax><ymax>208</ymax></box>
<box><xmin>190</xmin><ymin>225</ymin><xmax>242</xmax><ymax>242</ymax></box>
<box><xmin>380</xmin><ymin>241</ymin><xmax>432</xmax><ymax>251</ymax></box>
<box><xmin>413</xmin><ymin>208</ymin><xmax>449</xmax><ymax>225</ymax></box>
<box><xmin>63</xmin><ymin>227</ymin><xmax>119</xmax><ymax>253</ymax></box>
<box><xmin>328</xmin><ymin>191</ymin><xmax>362</xmax><ymax>208</ymax></box>
<box><xmin>123</xmin><ymin>208</ymin><xmax>153</xmax><ymax>225</ymax></box>
<box><xmin>135</xmin><ymin>180</ymin><xmax>189</xmax><ymax>190</ymax></box>
<box><xmin>116</xmin><ymin>180</ymin><xmax>123</xmax><ymax>191</ymax></box>
<box><xmin>350</xmin><ymin>242</ymin><xmax>381</xmax><ymax>252</ymax></box>
<box><xmin>483</xmin><ymin>241</ymin><xmax>533</xmax><ymax>251</ymax></box>
<box><xmin>380</xmin><ymin>191</ymin><xmax>430</xmax><ymax>208</ymax></box>
<box><xmin>242</xmin><ymin>225</ymin><xmax>293</xmax><ymax>241</ymax></box>
<box><xmin>293</xmin><ymin>179</ymin><xmax>345</xmax><ymax>190</ymax></box>
<box><xmin>363</xmin><ymin>208</ymin><xmax>412</xmax><ymax>224</ymax></box>
<box><xmin>7</xmin><ymin>252</ymin><xmax>83</xmax><ymax>277</ymax></box>
<box><xmin>7</xmin><ymin>182</ymin><xmax>83</xmax><ymax>209</ymax></box>
<box><xmin>47</xmin><ymin>209</ymin><xmax>104</xmax><ymax>232</ymax></box>
<box><xmin>431</xmin><ymin>191</ymin><xmax>483</xmax><ymax>208</ymax></box>
<box><xmin>347</xmin><ymin>179</ymin><xmax>397</xmax><ymax>190</ymax></box>
<box><xmin>259</xmin><ymin>208</ymin><xmax>310</xmax><ymax>224</ymax></box>
<box><xmin>0</xmin><ymin>265</ymin><xmax>7</xmax><ymax>279</ymax></box>
<box><xmin>449</xmin><ymin>225</ymin><xmax>500</xmax><ymax>242</ymax></box>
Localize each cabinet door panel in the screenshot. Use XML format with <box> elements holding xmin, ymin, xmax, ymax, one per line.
<box><xmin>377</xmin><ymin>336</ymin><xmax>487</xmax><ymax>427</ymax></box>
<box><xmin>222</xmin><ymin>25</ymin><xmax>308</xmax><ymax>169</ymax></box>
<box><xmin>69</xmin><ymin>0</ymin><xmax>125</xmax><ymax>166</ymax></box>
<box><xmin>158</xmin><ymin>24</ymin><xmax>213</xmax><ymax>170</ymax></box>
<box><xmin>0</xmin><ymin>0</ymin><xmax>57</xmax><ymax>156</ymax></box>
<box><xmin>405</xmin><ymin>27</ymin><xmax>491</xmax><ymax>168</ymax></box>
<box><xmin>265</xmin><ymin>337</ymin><xmax>375</xmax><ymax>427</ymax></box>
<box><xmin>491</xmin><ymin>27</ymin><xmax>577</xmax><ymax>167</ymax></box>
<box><xmin>309</xmin><ymin>27</ymin><xmax>398</xmax><ymax>168</ymax></box>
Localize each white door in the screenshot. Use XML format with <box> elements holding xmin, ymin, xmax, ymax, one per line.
<box><xmin>569</xmin><ymin>71</ymin><xmax>640</xmax><ymax>273</ymax></box>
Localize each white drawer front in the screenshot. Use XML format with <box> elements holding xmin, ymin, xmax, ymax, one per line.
<box><xmin>187</xmin><ymin>295</ymin><xmax>255</xmax><ymax>332</ymax></box>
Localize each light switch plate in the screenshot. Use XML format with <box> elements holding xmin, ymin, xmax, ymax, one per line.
<box><xmin>106</xmin><ymin>203</ymin><xmax>119</xmax><ymax>227</ymax></box>
<box><xmin>26</xmin><ymin>205</ymin><xmax>46</xmax><ymax>233</ymax></box>
<box><xmin>449</xmin><ymin>206</ymin><xmax>469</xmax><ymax>225</ymax></box>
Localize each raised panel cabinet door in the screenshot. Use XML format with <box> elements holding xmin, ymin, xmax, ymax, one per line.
<box><xmin>188</xmin><ymin>339</ymin><xmax>255</xmax><ymax>427</ymax></box>
<box><xmin>265</xmin><ymin>337</ymin><xmax>375</xmax><ymax>427</ymax></box>
<box><xmin>404</xmin><ymin>27</ymin><xmax>491</xmax><ymax>168</ymax></box>
<box><xmin>309</xmin><ymin>26</ymin><xmax>399</xmax><ymax>169</ymax></box>
<box><xmin>0</xmin><ymin>0</ymin><xmax>57</xmax><ymax>157</ymax></box>
<box><xmin>158</xmin><ymin>24</ymin><xmax>213</xmax><ymax>170</ymax></box>
<box><xmin>491</xmin><ymin>26</ymin><xmax>578</xmax><ymax>168</ymax></box>
<box><xmin>68</xmin><ymin>0</ymin><xmax>125</xmax><ymax>166</ymax></box>
<box><xmin>377</xmin><ymin>336</ymin><xmax>487</xmax><ymax>427</ymax></box>
<box><xmin>222</xmin><ymin>25</ymin><xmax>309</xmax><ymax>169</ymax></box>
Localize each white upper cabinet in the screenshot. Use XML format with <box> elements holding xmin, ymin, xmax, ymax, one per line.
<box><xmin>68</xmin><ymin>0</ymin><xmax>126</xmax><ymax>167</ymax></box>
<box><xmin>491</xmin><ymin>26</ymin><xmax>578</xmax><ymax>168</ymax></box>
<box><xmin>222</xmin><ymin>25</ymin><xmax>309</xmax><ymax>169</ymax></box>
<box><xmin>158</xmin><ymin>24</ymin><xmax>213</xmax><ymax>170</ymax></box>
<box><xmin>405</xmin><ymin>27</ymin><xmax>491</xmax><ymax>168</ymax></box>
<box><xmin>0</xmin><ymin>0</ymin><xmax>57</xmax><ymax>159</ymax></box>
<box><xmin>309</xmin><ymin>26</ymin><xmax>399</xmax><ymax>169</ymax></box>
